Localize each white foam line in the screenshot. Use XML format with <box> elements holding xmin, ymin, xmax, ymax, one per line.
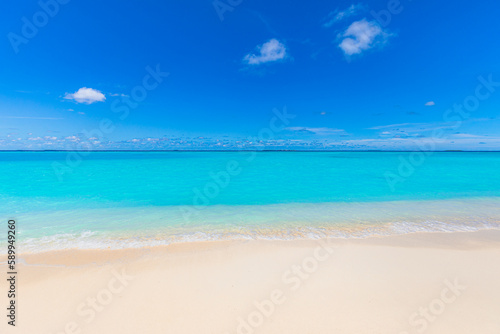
<box><xmin>2</xmin><ymin>220</ymin><xmax>500</xmax><ymax>253</ymax></box>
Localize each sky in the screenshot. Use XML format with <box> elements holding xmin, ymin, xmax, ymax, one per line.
<box><xmin>1</xmin><ymin>0</ymin><xmax>500</xmax><ymax>150</ymax></box>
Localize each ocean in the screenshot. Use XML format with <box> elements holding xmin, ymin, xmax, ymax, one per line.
<box><xmin>1</xmin><ymin>151</ymin><xmax>499</xmax><ymax>252</ymax></box>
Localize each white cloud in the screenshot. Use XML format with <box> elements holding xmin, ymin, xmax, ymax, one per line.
<box><xmin>64</xmin><ymin>87</ymin><xmax>106</xmax><ymax>104</ymax></box>
<box><xmin>451</xmin><ymin>133</ymin><xmax>484</xmax><ymax>138</ymax></box>
<box><xmin>369</xmin><ymin>122</ymin><xmax>458</xmax><ymax>133</ymax></box>
<box><xmin>285</xmin><ymin>127</ymin><xmax>345</xmax><ymax>135</ymax></box>
<box><xmin>425</xmin><ymin>101</ymin><xmax>435</xmax><ymax>106</ymax></box>
<box><xmin>324</xmin><ymin>4</ymin><xmax>364</xmax><ymax>27</ymax></box>
<box><xmin>369</xmin><ymin>122</ymin><xmax>416</xmax><ymax>130</ymax></box>
<box><xmin>338</xmin><ymin>19</ymin><xmax>390</xmax><ymax>55</ymax></box>
<box><xmin>243</xmin><ymin>39</ymin><xmax>287</xmax><ymax>65</ymax></box>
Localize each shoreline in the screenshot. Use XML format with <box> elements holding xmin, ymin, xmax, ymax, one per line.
<box><xmin>4</xmin><ymin>223</ymin><xmax>500</xmax><ymax>255</ymax></box>
<box><xmin>2</xmin><ymin>230</ymin><xmax>500</xmax><ymax>333</ymax></box>
<box><xmin>5</xmin><ymin>228</ymin><xmax>498</xmax><ymax>258</ymax></box>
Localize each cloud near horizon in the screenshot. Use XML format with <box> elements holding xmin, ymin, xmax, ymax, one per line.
<box><xmin>64</xmin><ymin>87</ymin><xmax>106</xmax><ymax>104</ymax></box>
<box><xmin>285</xmin><ymin>127</ymin><xmax>345</xmax><ymax>135</ymax></box>
<box><xmin>243</xmin><ymin>39</ymin><xmax>288</xmax><ymax>65</ymax></box>
<box><xmin>338</xmin><ymin>19</ymin><xmax>390</xmax><ymax>56</ymax></box>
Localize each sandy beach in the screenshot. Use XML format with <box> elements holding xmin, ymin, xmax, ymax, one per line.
<box><xmin>2</xmin><ymin>230</ymin><xmax>500</xmax><ymax>334</ymax></box>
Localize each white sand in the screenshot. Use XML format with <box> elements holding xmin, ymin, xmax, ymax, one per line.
<box><xmin>1</xmin><ymin>230</ymin><xmax>500</xmax><ymax>334</ymax></box>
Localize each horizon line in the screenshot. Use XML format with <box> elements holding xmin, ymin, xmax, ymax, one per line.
<box><xmin>1</xmin><ymin>149</ymin><xmax>500</xmax><ymax>153</ymax></box>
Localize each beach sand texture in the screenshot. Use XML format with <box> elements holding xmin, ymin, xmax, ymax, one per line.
<box><xmin>1</xmin><ymin>230</ymin><xmax>500</xmax><ymax>334</ymax></box>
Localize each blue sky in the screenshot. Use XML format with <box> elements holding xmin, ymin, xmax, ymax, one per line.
<box><xmin>1</xmin><ymin>0</ymin><xmax>500</xmax><ymax>150</ymax></box>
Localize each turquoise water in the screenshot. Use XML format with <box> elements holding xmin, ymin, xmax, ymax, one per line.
<box><xmin>0</xmin><ymin>151</ymin><xmax>499</xmax><ymax>252</ymax></box>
